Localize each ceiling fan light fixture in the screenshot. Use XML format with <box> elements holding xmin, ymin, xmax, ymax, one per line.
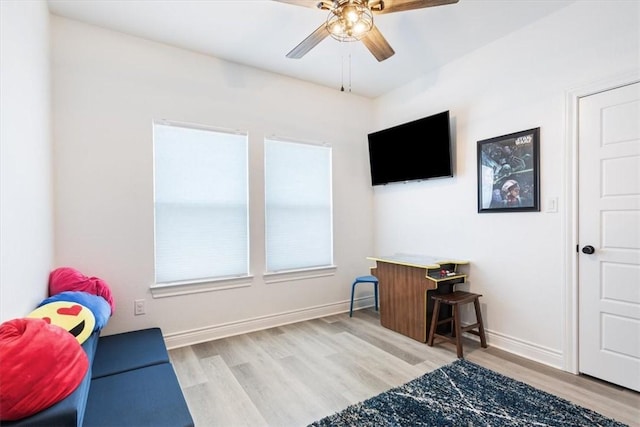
<box><xmin>326</xmin><ymin>0</ymin><xmax>373</xmax><ymax>42</ymax></box>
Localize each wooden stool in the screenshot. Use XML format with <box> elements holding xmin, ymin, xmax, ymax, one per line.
<box><xmin>427</xmin><ymin>291</ymin><xmax>487</xmax><ymax>358</ymax></box>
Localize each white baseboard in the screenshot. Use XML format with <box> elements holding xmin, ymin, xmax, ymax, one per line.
<box><xmin>163</xmin><ymin>300</ymin><xmax>353</xmax><ymax>349</ymax></box>
<box><xmin>464</xmin><ymin>327</ymin><xmax>564</xmax><ymax>370</ymax></box>
<box><xmin>164</xmin><ymin>300</ymin><xmax>564</xmax><ymax>372</ymax></box>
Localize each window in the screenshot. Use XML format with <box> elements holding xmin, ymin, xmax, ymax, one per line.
<box><xmin>264</xmin><ymin>138</ymin><xmax>333</xmax><ymax>273</ymax></box>
<box><xmin>153</xmin><ymin>121</ymin><xmax>248</xmax><ymax>285</ymax></box>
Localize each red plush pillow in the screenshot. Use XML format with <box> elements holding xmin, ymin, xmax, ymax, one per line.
<box><xmin>49</xmin><ymin>267</ymin><xmax>115</xmax><ymax>315</ymax></box>
<box><xmin>0</xmin><ymin>318</ymin><xmax>89</xmax><ymax>421</ymax></box>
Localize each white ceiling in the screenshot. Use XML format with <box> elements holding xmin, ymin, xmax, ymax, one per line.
<box><xmin>47</xmin><ymin>0</ymin><xmax>575</xmax><ymax>98</ymax></box>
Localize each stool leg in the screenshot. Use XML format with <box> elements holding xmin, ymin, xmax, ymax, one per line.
<box><xmin>453</xmin><ymin>304</ymin><xmax>463</xmax><ymax>358</ymax></box>
<box><xmin>374</xmin><ymin>282</ymin><xmax>379</xmax><ymax>312</ymax></box>
<box><xmin>349</xmin><ymin>281</ymin><xmax>357</xmax><ymax>317</ymax></box>
<box><xmin>427</xmin><ymin>300</ymin><xmax>441</xmax><ymax>346</ymax></box>
<box><xmin>474</xmin><ymin>297</ymin><xmax>487</xmax><ymax>348</ymax></box>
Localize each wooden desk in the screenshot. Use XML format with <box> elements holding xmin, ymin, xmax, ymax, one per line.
<box><xmin>367</xmin><ymin>255</ymin><xmax>469</xmax><ymax>342</ymax></box>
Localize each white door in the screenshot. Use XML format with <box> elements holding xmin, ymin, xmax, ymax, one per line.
<box><xmin>578</xmin><ymin>81</ymin><xmax>640</xmax><ymax>392</ymax></box>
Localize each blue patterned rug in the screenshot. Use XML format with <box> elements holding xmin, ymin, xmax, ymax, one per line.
<box><xmin>308</xmin><ymin>359</ymin><xmax>627</xmax><ymax>426</ymax></box>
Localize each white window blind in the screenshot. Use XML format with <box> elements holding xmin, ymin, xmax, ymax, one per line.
<box><xmin>265</xmin><ymin>138</ymin><xmax>333</xmax><ymax>272</ymax></box>
<box><xmin>153</xmin><ymin>122</ymin><xmax>248</xmax><ymax>284</ymax></box>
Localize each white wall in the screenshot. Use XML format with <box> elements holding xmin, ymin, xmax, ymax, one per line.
<box><xmin>0</xmin><ymin>0</ymin><xmax>53</xmax><ymax>322</ymax></box>
<box><xmin>371</xmin><ymin>0</ymin><xmax>639</xmax><ymax>368</ymax></box>
<box><xmin>50</xmin><ymin>17</ymin><xmax>375</xmax><ymax>344</ymax></box>
<box><xmin>6</xmin><ymin>0</ymin><xmax>637</xmax><ymax>371</ymax></box>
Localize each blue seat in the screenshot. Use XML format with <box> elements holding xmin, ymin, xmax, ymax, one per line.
<box><xmin>92</xmin><ymin>328</ymin><xmax>169</xmax><ymax>379</ymax></box>
<box><xmin>84</xmin><ymin>363</ymin><xmax>194</xmax><ymax>427</ymax></box>
<box><xmin>350</xmin><ymin>275</ymin><xmax>379</xmax><ymax>317</ymax></box>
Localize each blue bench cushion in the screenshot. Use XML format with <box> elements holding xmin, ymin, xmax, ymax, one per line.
<box><xmin>92</xmin><ymin>328</ymin><xmax>169</xmax><ymax>379</ymax></box>
<box><xmin>83</xmin><ymin>363</ymin><xmax>194</xmax><ymax>427</ymax></box>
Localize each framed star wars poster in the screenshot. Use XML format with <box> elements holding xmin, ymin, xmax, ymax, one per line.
<box><xmin>477</xmin><ymin>127</ymin><xmax>540</xmax><ymax>213</ymax></box>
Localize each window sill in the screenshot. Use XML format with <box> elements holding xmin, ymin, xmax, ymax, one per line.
<box><xmin>150</xmin><ymin>275</ymin><xmax>254</xmax><ymax>298</ymax></box>
<box><xmin>263</xmin><ymin>265</ymin><xmax>337</xmax><ymax>284</ymax></box>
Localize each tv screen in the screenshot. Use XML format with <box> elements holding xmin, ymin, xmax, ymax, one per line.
<box><xmin>367</xmin><ymin>111</ymin><xmax>453</xmax><ymax>186</ymax></box>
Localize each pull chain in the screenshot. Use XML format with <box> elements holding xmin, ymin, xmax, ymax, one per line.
<box><xmin>339</xmin><ymin>42</ymin><xmax>353</xmax><ymax>93</ymax></box>
<box><xmin>340</xmin><ymin>52</ymin><xmax>345</xmax><ymax>92</ymax></box>
<box><xmin>340</xmin><ymin>48</ymin><xmax>352</xmax><ymax>93</ymax></box>
<box><xmin>348</xmin><ymin>52</ymin><xmax>352</xmax><ymax>93</ymax></box>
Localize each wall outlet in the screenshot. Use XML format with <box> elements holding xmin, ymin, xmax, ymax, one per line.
<box><xmin>134</xmin><ymin>299</ymin><xmax>145</xmax><ymax>315</ymax></box>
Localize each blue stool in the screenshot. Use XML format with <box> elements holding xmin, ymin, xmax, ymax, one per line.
<box><xmin>350</xmin><ymin>275</ymin><xmax>379</xmax><ymax>317</ymax></box>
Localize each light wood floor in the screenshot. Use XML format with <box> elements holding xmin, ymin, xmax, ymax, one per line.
<box><xmin>169</xmin><ymin>308</ymin><xmax>640</xmax><ymax>427</ymax></box>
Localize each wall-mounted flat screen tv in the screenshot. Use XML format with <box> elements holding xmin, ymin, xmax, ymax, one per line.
<box><xmin>367</xmin><ymin>110</ymin><xmax>453</xmax><ymax>186</ymax></box>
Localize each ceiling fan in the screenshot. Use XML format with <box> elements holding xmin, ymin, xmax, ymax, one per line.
<box><xmin>276</xmin><ymin>0</ymin><xmax>459</xmax><ymax>62</ymax></box>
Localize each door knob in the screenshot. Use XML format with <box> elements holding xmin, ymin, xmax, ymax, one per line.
<box><xmin>582</xmin><ymin>245</ymin><xmax>595</xmax><ymax>254</ymax></box>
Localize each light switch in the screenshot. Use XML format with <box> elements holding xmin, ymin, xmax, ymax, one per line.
<box><xmin>546</xmin><ymin>197</ymin><xmax>558</xmax><ymax>213</ymax></box>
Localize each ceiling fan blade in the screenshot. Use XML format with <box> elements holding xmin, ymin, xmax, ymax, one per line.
<box><xmin>286</xmin><ymin>23</ymin><xmax>331</xmax><ymax>59</ymax></box>
<box><xmin>372</xmin><ymin>0</ymin><xmax>459</xmax><ymax>14</ymax></box>
<box><xmin>272</xmin><ymin>0</ymin><xmax>333</xmax><ymax>10</ymax></box>
<box><xmin>361</xmin><ymin>25</ymin><xmax>395</xmax><ymax>62</ymax></box>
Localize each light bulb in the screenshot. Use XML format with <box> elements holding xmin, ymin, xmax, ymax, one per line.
<box><xmin>352</xmin><ymin>21</ymin><xmax>366</xmax><ymax>35</ymax></box>
<box><xmin>344</xmin><ymin>6</ymin><xmax>359</xmax><ymax>23</ymax></box>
